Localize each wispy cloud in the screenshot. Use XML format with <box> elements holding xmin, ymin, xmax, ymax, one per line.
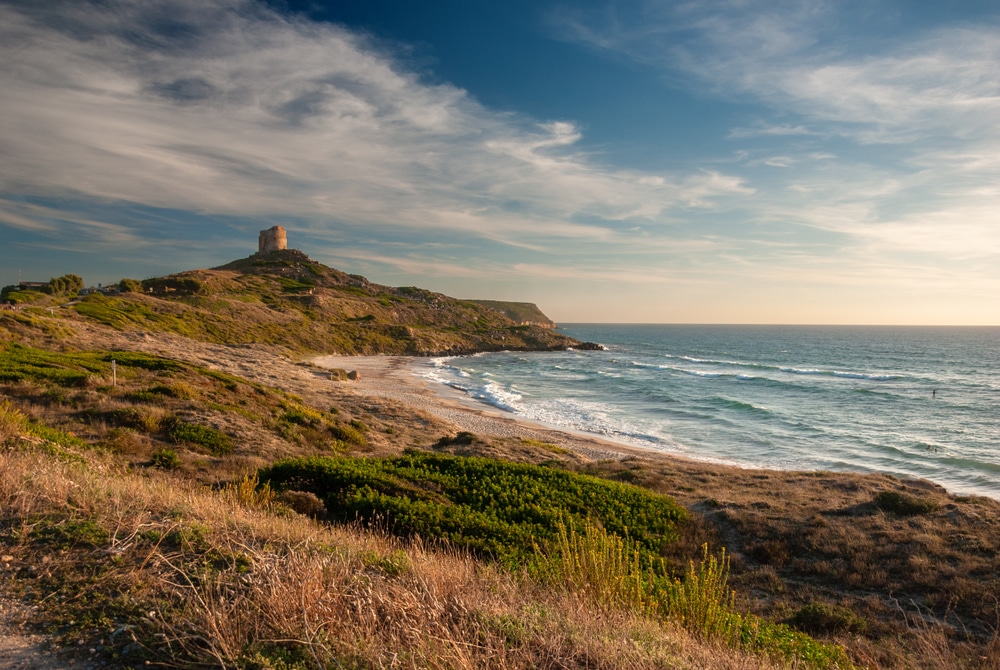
<box><xmin>551</xmin><ymin>1</ymin><xmax>1000</xmax><ymax>141</ymax></box>
<box><xmin>547</xmin><ymin>0</ymin><xmax>1000</xmax><ymax>289</ymax></box>
<box><xmin>0</xmin><ymin>0</ymin><xmax>748</xmax><ymax>254</ymax></box>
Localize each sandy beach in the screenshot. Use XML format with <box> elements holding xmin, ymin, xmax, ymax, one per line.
<box><xmin>311</xmin><ymin>354</ymin><xmax>643</xmax><ymax>462</ymax></box>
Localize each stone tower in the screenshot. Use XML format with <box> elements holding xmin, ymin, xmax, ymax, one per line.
<box><xmin>258</xmin><ymin>226</ymin><xmax>287</xmax><ymax>253</ymax></box>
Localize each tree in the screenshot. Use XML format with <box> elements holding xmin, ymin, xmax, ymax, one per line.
<box><xmin>46</xmin><ymin>274</ymin><xmax>84</xmax><ymax>296</ymax></box>
<box><xmin>118</xmin><ymin>278</ymin><xmax>143</xmax><ymax>293</ymax></box>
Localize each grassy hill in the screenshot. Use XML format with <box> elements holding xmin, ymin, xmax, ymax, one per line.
<box><xmin>16</xmin><ymin>249</ymin><xmax>580</xmax><ymax>356</ymax></box>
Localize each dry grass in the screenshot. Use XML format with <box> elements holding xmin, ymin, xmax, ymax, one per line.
<box><xmin>0</xmin><ymin>444</ymin><xmax>797</xmax><ymax>669</ymax></box>
<box><xmin>584</xmin><ymin>459</ymin><xmax>1000</xmax><ymax>669</ymax></box>
<box><xmin>4</xmin><ymin>325</ymin><xmax>998</xmax><ymax>668</ymax></box>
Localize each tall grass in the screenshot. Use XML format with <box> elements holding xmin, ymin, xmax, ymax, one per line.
<box><xmin>535</xmin><ymin>517</ymin><xmax>855</xmax><ymax>669</ymax></box>
<box><xmin>0</xmin><ymin>399</ymin><xmax>29</xmax><ymax>443</ymax></box>
<box><xmin>0</xmin><ymin>443</ymin><xmax>797</xmax><ymax>670</ymax></box>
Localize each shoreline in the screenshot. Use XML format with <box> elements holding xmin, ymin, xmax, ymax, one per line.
<box><xmin>310</xmin><ymin>354</ymin><xmax>777</xmax><ymax>470</ymax></box>
<box><xmin>309</xmin><ymin>353</ymin><xmax>996</xmax><ymax>502</ymax></box>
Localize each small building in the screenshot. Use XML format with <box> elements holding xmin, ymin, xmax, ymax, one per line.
<box><xmin>18</xmin><ymin>281</ymin><xmax>48</xmax><ymax>291</ymax></box>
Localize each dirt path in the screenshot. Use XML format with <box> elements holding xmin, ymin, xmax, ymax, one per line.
<box><xmin>0</xmin><ymin>598</ymin><xmax>87</xmax><ymax>670</ymax></box>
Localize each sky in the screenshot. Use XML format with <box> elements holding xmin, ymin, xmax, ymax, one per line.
<box><xmin>2</xmin><ymin>0</ymin><xmax>999</xmax><ymax>325</ymax></box>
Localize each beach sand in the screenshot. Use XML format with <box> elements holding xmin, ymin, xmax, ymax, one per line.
<box><xmin>311</xmin><ymin>355</ymin><xmax>641</xmax><ymax>462</ymax></box>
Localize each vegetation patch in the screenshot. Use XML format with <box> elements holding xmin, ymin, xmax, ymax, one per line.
<box><xmin>536</xmin><ymin>521</ymin><xmax>853</xmax><ymax>669</ymax></box>
<box><xmin>0</xmin><ymin>342</ymin><xmax>108</xmax><ymax>387</ymax></box>
<box><xmin>258</xmin><ymin>452</ymin><xmax>687</xmax><ymax>567</ymax></box>
<box><xmin>329</xmin><ymin>421</ymin><xmax>368</xmax><ymax>446</ymax></box>
<box><xmin>151</xmin><ymin>447</ymin><xmax>182</xmax><ymax>469</ymax></box>
<box><xmin>521</xmin><ymin>437</ymin><xmax>569</xmax><ymax>454</ymax></box>
<box><xmin>790</xmin><ymin>603</ymin><xmax>868</xmax><ymax>635</ymax></box>
<box><xmin>166</xmin><ymin>418</ymin><xmax>233</xmax><ymax>455</ymax></box>
<box><xmin>874</xmin><ymin>490</ymin><xmax>939</xmax><ymax>516</ymax></box>
<box><xmin>30</xmin><ymin>518</ymin><xmax>107</xmax><ymax>550</ymax></box>
<box><xmin>84</xmin><ymin>406</ymin><xmax>164</xmax><ymax>433</ymax></box>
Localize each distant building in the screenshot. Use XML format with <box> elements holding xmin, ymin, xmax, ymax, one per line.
<box><xmin>79</xmin><ymin>285</ymin><xmax>120</xmax><ymax>296</ymax></box>
<box><xmin>18</xmin><ymin>281</ymin><xmax>48</xmax><ymax>291</ymax></box>
<box><xmin>258</xmin><ymin>226</ymin><xmax>287</xmax><ymax>253</ymax></box>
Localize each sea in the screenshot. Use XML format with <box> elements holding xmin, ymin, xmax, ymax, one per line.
<box><xmin>416</xmin><ymin>325</ymin><xmax>1000</xmax><ymax>499</ymax></box>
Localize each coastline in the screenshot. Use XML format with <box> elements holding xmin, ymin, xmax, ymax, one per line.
<box><xmin>311</xmin><ymin>354</ymin><xmax>648</xmax><ymax>462</ymax></box>
<box><xmin>309</xmin><ymin>353</ymin><xmax>987</xmax><ymax>503</ymax></box>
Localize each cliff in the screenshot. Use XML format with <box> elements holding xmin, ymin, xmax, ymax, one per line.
<box><xmin>465</xmin><ymin>300</ymin><xmax>556</xmax><ymax>328</ymax></box>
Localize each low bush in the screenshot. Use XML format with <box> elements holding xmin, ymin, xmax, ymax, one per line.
<box><xmin>790</xmin><ymin>602</ymin><xmax>868</xmax><ymax>635</ymax></box>
<box><xmin>329</xmin><ymin>422</ymin><xmax>367</xmax><ymax>446</ymax></box>
<box><xmin>0</xmin><ymin>400</ymin><xmax>29</xmax><ymax>443</ymax></box>
<box><xmin>87</xmin><ymin>407</ymin><xmax>163</xmax><ymax>433</ymax></box>
<box><xmin>281</xmin><ymin>408</ymin><xmax>322</xmax><ymax>427</ymax></box>
<box><xmin>166</xmin><ymin>419</ymin><xmax>233</xmax><ymax>456</ymax></box>
<box><xmin>435</xmin><ymin>431</ymin><xmax>477</xmax><ymax>447</ymax></box>
<box><xmin>30</xmin><ymin>518</ymin><xmax>106</xmax><ymax>550</ymax></box>
<box><xmin>151</xmin><ymin>447</ymin><xmax>181</xmax><ymax>469</ymax></box>
<box><xmin>875</xmin><ymin>490</ymin><xmax>939</xmax><ymax>516</ymax></box>
<box><xmin>258</xmin><ymin>452</ymin><xmax>686</xmax><ymax>567</ymax></box>
<box><xmin>277</xmin><ymin>490</ymin><xmax>326</xmax><ymax>518</ymax></box>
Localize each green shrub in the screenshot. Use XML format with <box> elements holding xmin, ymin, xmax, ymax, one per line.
<box><xmin>874</xmin><ymin>490</ymin><xmax>938</xmax><ymax>516</ymax></box>
<box><xmin>0</xmin><ymin>400</ymin><xmax>29</xmax><ymax>443</ymax></box>
<box><xmin>361</xmin><ymin>549</ymin><xmax>410</xmax><ymax>577</ymax></box>
<box><xmin>259</xmin><ymin>452</ymin><xmax>686</xmax><ymax>567</ymax></box>
<box><xmin>1</xmin><ymin>290</ymin><xmax>46</xmax><ymax>305</ymax></box>
<box><xmin>329</xmin><ymin>422</ymin><xmax>367</xmax><ymax>446</ymax></box>
<box><xmin>521</xmin><ymin>438</ymin><xmax>569</xmax><ymax>454</ymax></box>
<box><xmin>151</xmin><ymin>448</ymin><xmax>181</xmax><ymax>469</ymax></box>
<box><xmin>88</xmin><ymin>407</ymin><xmax>162</xmax><ymax>432</ymax></box>
<box><xmin>31</xmin><ymin>519</ymin><xmax>106</xmax><ymax>549</ymax></box>
<box><xmin>147</xmin><ymin>383</ymin><xmax>196</xmax><ymax>399</ymax></box>
<box><xmin>276</xmin><ymin>277</ymin><xmax>315</xmax><ymax>292</ymax></box>
<box><xmin>281</xmin><ymin>408</ymin><xmax>322</xmax><ymax>427</ymax></box>
<box><xmin>790</xmin><ymin>603</ymin><xmax>868</xmax><ymax>635</ymax></box>
<box><xmin>166</xmin><ymin>419</ymin><xmax>233</xmax><ymax>455</ymax></box>
<box><xmin>28</xmin><ymin>422</ymin><xmax>88</xmax><ymax>449</ymax></box>
<box><xmin>0</xmin><ymin>343</ymin><xmax>107</xmax><ymax>386</ymax></box>
<box><xmin>435</xmin><ymin>431</ymin><xmax>477</xmax><ymax>447</ymax></box>
<box><xmin>123</xmin><ymin>390</ymin><xmax>158</xmax><ymax>403</ymax></box>
<box><xmin>104</xmin><ymin>352</ymin><xmax>184</xmax><ymax>372</ymax></box>
<box><xmin>118</xmin><ymin>278</ymin><xmax>143</xmax><ymax>293</ymax></box>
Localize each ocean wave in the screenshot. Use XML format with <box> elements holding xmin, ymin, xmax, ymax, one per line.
<box><xmin>779</xmin><ymin>367</ymin><xmax>901</xmax><ymax>381</ymax></box>
<box><xmin>709</xmin><ymin>397</ymin><xmax>770</xmax><ymax>414</ymax></box>
<box><xmin>520</xmin><ymin>398</ymin><xmax>673</xmax><ymax>449</ymax></box>
<box><xmin>659</xmin><ymin>352</ymin><xmax>903</xmax><ymax>382</ymax></box>
<box><xmin>680</xmin><ymin>369</ymin><xmax>725</xmax><ymax>378</ymax></box>
<box><xmin>466</xmin><ymin>380</ymin><xmax>522</xmax><ymax>413</ymax></box>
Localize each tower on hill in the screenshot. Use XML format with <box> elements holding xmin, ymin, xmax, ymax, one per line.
<box><xmin>258</xmin><ymin>226</ymin><xmax>287</xmax><ymax>253</ymax></box>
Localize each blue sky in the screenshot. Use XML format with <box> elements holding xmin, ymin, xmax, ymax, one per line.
<box><xmin>2</xmin><ymin>0</ymin><xmax>999</xmax><ymax>324</ymax></box>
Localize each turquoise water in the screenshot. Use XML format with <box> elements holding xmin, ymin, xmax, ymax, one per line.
<box><xmin>417</xmin><ymin>325</ymin><xmax>1000</xmax><ymax>499</ymax></box>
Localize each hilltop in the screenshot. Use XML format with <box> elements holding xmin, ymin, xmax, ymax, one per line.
<box><xmin>6</xmin><ymin>249</ymin><xmax>587</xmax><ymax>356</ymax></box>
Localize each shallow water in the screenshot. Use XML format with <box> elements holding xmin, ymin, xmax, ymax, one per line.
<box><xmin>415</xmin><ymin>325</ymin><xmax>1000</xmax><ymax>499</ymax></box>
